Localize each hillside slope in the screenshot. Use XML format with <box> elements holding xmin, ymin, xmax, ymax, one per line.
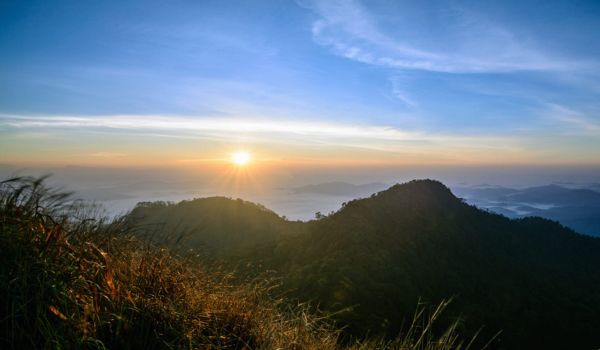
<box><xmin>279</xmin><ymin>180</ymin><xmax>600</xmax><ymax>349</ymax></box>
<box><xmin>127</xmin><ymin>196</ymin><xmax>305</xmax><ymax>257</ymax></box>
<box><xmin>127</xmin><ymin>180</ymin><xmax>600</xmax><ymax>349</ymax></box>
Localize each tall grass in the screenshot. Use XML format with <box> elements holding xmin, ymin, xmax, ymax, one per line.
<box><xmin>0</xmin><ymin>177</ymin><xmax>486</xmax><ymax>349</ymax></box>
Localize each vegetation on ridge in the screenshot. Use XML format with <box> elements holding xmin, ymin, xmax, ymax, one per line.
<box><xmin>0</xmin><ymin>176</ymin><xmax>481</xmax><ymax>349</ymax></box>
<box><xmin>130</xmin><ymin>179</ymin><xmax>600</xmax><ymax>350</ymax></box>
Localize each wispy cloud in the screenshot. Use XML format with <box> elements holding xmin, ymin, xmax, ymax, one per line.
<box><xmin>0</xmin><ymin>114</ymin><xmax>518</xmax><ymax>155</ymax></box>
<box><xmin>544</xmin><ymin>103</ymin><xmax>600</xmax><ymax>134</ymax></box>
<box><xmin>302</xmin><ymin>0</ymin><xmax>586</xmax><ymax>74</ymax></box>
<box><xmin>389</xmin><ymin>76</ymin><xmax>417</xmax><ymax>107</ymax></box>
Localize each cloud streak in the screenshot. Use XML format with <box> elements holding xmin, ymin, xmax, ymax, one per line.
<box><xmin>545</xmin><ymin>103</ymin><xmax>600</xmax><ymax>134</ymax></box>
<box><xmin>1</xmin><ymin>114</ymin><xmax>517</xmax><ymax>153</ymax></box>
<box><xmin>303</xmin><ymin>0</ymin><xmax>586</xmax><ymax>74</ymax></box>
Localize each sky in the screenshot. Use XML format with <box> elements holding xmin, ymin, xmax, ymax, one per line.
<box><xmin>1</xmin><ymin>0</ymin><xmax>600</xmax><ymax>170</ymax></box>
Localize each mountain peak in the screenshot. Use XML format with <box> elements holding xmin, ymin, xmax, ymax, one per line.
<box><xmin>388</xmin><ymin>179</ymin><xmax>452</xmax><ymax>194</ymax></box>
<box><xmin>377</xmin><ymin>179</ymin><xmax>458</xmax><ymax>205</ymax></box>
<box><xmin>332</xmin><ymin>179</ymin><xmax>461</xmax><ymax>220</ymax></box>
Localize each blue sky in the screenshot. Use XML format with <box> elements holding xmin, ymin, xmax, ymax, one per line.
<box><xmin>1</xmin><ymin>0</ymin><xmax>600</xmax><ymax>166</ymax></box>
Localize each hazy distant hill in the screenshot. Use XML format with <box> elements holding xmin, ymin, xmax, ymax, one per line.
<box><xmin>454</xmin><ymin>184</ymin><xmax>600</xmax><ymax>236</ymax></box>
<box><xmin>505</xmin><ymin>184</ymin><xmax>600</xmax><ymax>205</ymax></box>
<box><xmin>127</xmin><ymin>180</ymin><xmax>600</xmax><ymax>349</ymax></box>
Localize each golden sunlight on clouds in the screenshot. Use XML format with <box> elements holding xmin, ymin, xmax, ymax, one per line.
<box><xmin>5</xmin><ymin>114</ymin><xmax>595</xmax><ymax>167</ymax></box>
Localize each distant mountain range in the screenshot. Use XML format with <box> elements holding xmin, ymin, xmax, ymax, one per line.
<box><xmin>453</xmin><ymin>184</ymin><xmax>600</xmax><ymax>236</ymax></box>
<box><xmin>128</xmin><ymin>180</ymin><xmax>600</xmax><ymax>349</ymax></box>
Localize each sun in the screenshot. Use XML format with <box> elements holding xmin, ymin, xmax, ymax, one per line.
<box><xmin>231</xmin><ymin>151</ymin><xmax>252</xmax><ymax>166</ymax></box>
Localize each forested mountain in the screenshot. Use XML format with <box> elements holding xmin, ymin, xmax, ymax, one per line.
<box><xmin>127</xmin><ymin>180</ymin><xmax>600</xmax><ymax>350</ymax></box>
<box><xmin>127</xmin><ymin>197</ymin><xmax>305</xmax><ymax>257</ymax></box>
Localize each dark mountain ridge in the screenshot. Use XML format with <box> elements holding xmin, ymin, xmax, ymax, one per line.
<box><xmin>280</xmin><ymin>181</ymin><xmax>600</xmax><ymax>347</ymax></box>
<box><xmin>128</xmin><ymin>179</ymin><xmax>600</xmax><ymax>349</ymax></box>
<box><xmin>127</xmin><ymin>196</ymin><xmax>304</xmax><ymax>256</ymax></box>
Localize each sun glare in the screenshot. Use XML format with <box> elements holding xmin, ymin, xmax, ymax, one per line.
<box><xmin>231</xmin><ymin>151</ymin><xmax>251</xmax><ymax>166</ymax></box>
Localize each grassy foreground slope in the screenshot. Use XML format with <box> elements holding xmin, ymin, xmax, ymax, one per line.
<box><xmin>0</xmin><ymin>177</ymin><xmax>479</xmax><ymax>350</ymax></box>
